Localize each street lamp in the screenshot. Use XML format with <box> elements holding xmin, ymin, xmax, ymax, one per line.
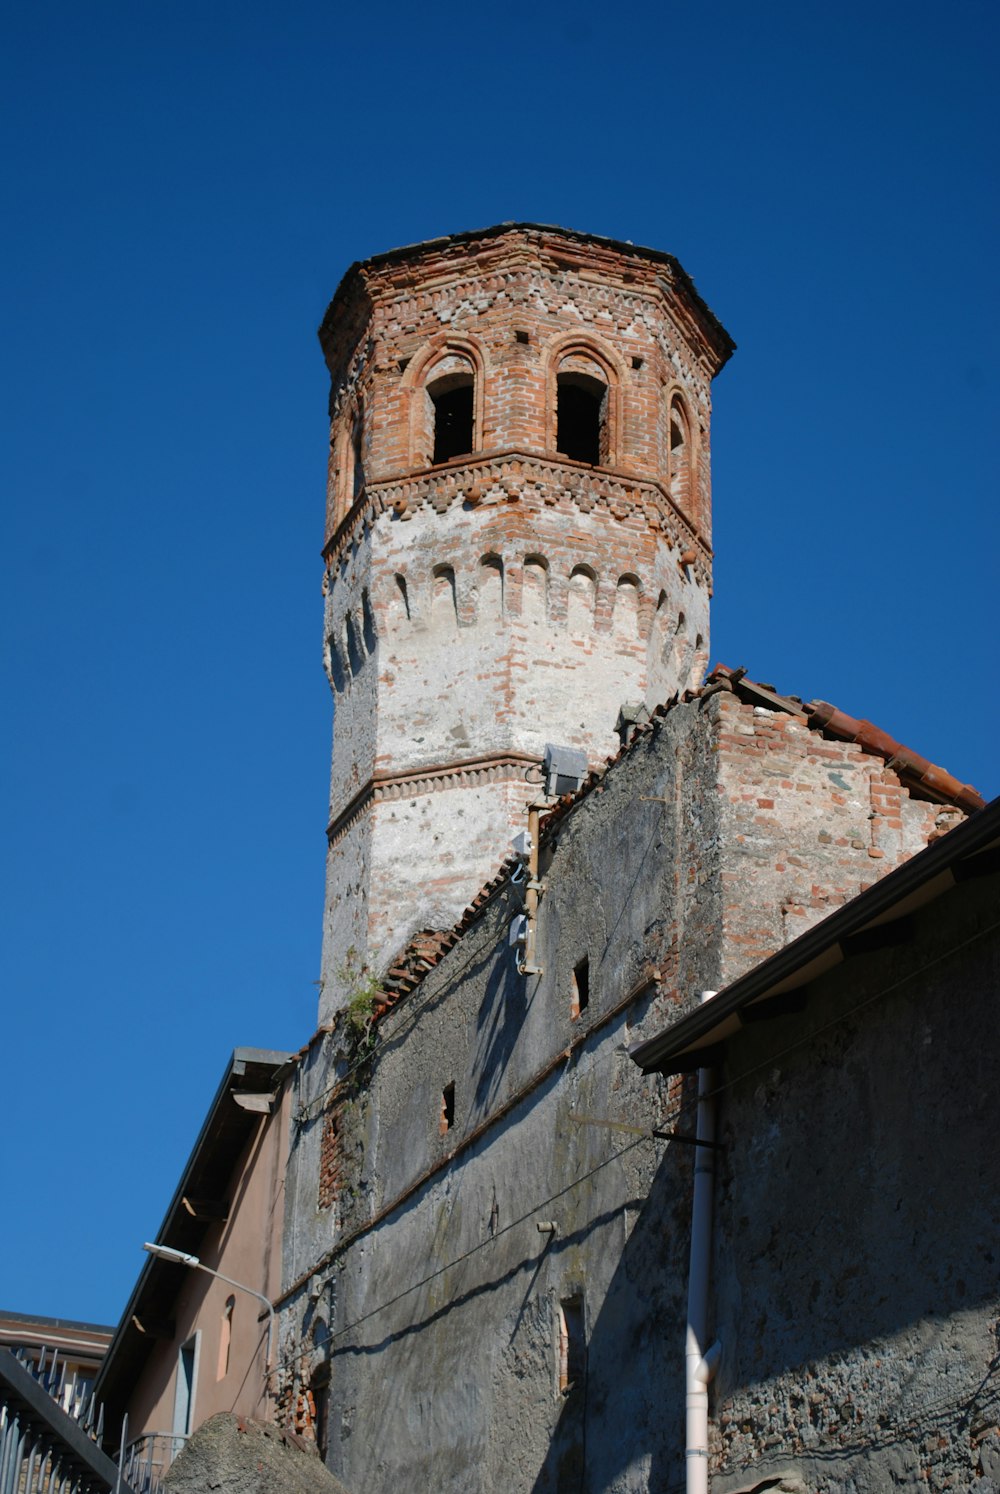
<box><xmin>142</xmin><ymin>1242</ymin><xmax>276</xmax><ymax>1375</ymax></box>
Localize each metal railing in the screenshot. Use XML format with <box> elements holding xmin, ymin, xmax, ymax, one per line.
<box><xmin>0</xmin><ymin>1346</ymin><xmax>139</xmax><ymax>1494</ymax></box>
<box><xmin>118</xmin><ymin>1431</ymin><xmax>188</xmax><ymax>1494</ymax></box>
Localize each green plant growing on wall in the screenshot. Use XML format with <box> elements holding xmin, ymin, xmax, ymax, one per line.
<box><xmin>338</xmin><ymin>948</ymin><xmax>381</xmax><ymax>1062</ymax></box>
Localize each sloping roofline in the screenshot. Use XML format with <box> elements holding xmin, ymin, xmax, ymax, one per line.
<box><xmin>94</xmin><ymin>1047</ymin><xmax>294</xmax><ymax>1426</ymax></box>
<box><xmin>629</xmin><ymin>796</ymin><xmax>1000</xmax><ymax>1075</ymax></box>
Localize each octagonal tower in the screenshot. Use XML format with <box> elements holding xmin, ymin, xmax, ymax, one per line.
<box><xmin>318</xmin><ymin>224</ymin><xmax>733</xmax><ymax>1019</ymax></box>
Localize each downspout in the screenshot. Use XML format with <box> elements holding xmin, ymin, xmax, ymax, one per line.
<box><xmin>686</xmin><ymin>990</ymin><xmax>721</xmax><ymax>1494</ymax></box>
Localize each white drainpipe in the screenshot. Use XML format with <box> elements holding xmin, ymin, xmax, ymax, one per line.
<box><xmin>686</xmin><ymin>990</ymin><xmax>721</xmax><ymax>1494</ymax></box>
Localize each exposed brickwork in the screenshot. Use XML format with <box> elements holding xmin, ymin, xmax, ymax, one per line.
<box><xmin>317</xmin><ymin>226</ymin><xmax>733</xmax><ymax>1017</ymax></box>
<box><xmin>711</xmin><ymin>689</ymin><xmax>963</xmax><ymax>984</ymax></box>
<box><xmin>317</xmin><ymin>1091</ymin><xmax>346</xmax><ymax>1212</ymax></box>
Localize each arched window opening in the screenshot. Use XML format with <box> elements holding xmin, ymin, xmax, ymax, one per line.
<box><xmin>567</xmin><ymin>565</ymin><xmax>597</xmax><ymax>637</ymax></box>
<box><xmin>522</xmin><ymin>555</ymin><xmax>549</xmax><ymax>624</ymax></box>
<box><xmin>393</xmin><ymin>573</ymin><xmax>410</xmax><ymax>622</ymax></box>
<box><xmin>431</xmin><ymin>565</ymin><xmax>458</xmax><ymax>629</ymax></box>
<box><xmin>327</xmin><ymin>635</ymin><xmax>346</xmax><ymax>693</ymax></box>
<box><xmin>669</xmin><ymin>396</ymin><xmax>692</xmax><ymax>507</ymax></box>
<box><xmin>557</xmin><ymin>1296</ymin><xmax>586</xmax><ymax>1393</ymax></box>
<box><xmin>557</xmin><ymin>372</ymin><xmax>607</xmax><ymax>465</ymax></box>
<box><xmin>345</xmin><ymin>614</ymin><xmax>364</xmax><ymax>675</ymax></box>
<box><xmin>429</xmin><ymin>372</ymin><xmax>474</xmax><ymax>464</ymax></box>
<box><xmin>613</xmin><ymin>574</ymin><xmax>641</xmax><ymax>637</ymax></box>
<box><xmin>216</xmin><ymin>1296</ymin><xmax>235</xmax><ymax>1381</ymax></box>
<box><xmin>479</xmin><ymin>554</ymin><xmax>504</xmax><ymax>621</ymax></box>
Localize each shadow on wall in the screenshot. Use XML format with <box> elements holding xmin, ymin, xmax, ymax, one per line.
<box><xmin>529</xmin><ymin>1111</ymin><xmax>699</xmax><ymax>1494</ymax></box>
<box><xmin>472</xmin><ymin>942</ymin><xmax>529</xmax><ymax>1118</ymax></box>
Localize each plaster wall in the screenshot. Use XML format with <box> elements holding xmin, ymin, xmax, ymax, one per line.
<box><xmin>282</xmin><ymin>703</ymin><xmax>729</xmax><ymax>1493</ymax></box>
<box><xmin>709</xmin><ymin>868</ymin><xmax>1000</xmax><ymax>1492</ymax></box>
<box><xmin>125</xmin><ymin>1086</ymin><xmax>291</xmax><ymax>1450</ymax></box>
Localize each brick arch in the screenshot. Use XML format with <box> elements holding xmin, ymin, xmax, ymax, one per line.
<box><xmin>664</xmin><ymin>383</ymin><xmax>698</xmax><ymax>519</ymax></box>
<box><xmin>402</xmin><ymin>335</ymin><xmax>488</xmax><ymax>470</ymax></box>
<box><xmin>544</xmin><ymin>332</ymin><xmax>627</xmax><ymax>469</ymax></box>
<box><xmin>329</xmin><ymin>391</ymin><xmax>366</xmax><ymax>533</ymax></box>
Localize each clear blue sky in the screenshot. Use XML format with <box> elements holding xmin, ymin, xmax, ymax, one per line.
<box><xmin>2</xmin><ymin>0</ymin><xmax>996</xmax><ymax>1325</ymax></box>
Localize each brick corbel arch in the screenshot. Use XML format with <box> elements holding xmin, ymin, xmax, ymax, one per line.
<box><xmin>402</xmin><ymin>334</ymin><xmax>488</xmax><ymax>470</ymax></box>
<box><xmin>545</xmin><ymin>332</ymin><xmax>628</xmax><ymax>470</ymax></box>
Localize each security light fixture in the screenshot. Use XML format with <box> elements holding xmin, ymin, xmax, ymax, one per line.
<box><xmin>542</xmin><ymin>743</ymin><xmax>588</xmax><ymax>799</ymax></box>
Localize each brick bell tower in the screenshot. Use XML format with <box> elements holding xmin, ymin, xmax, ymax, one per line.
<box><xmin>317</xmin><ymin>224</ymin><xmax>733</xmax><ymax>1019</ymax></box>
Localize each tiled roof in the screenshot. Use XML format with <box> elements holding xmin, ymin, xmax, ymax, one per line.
<box><xmin>341</xmin><ymin>666</ymin><xmax>985</xmax><ymax>1035</ymax></box>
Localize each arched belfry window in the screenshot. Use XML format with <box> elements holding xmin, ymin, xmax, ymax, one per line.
<box><xmin>408</xmin><ymin>344</ymin><xmax>483</xmax><ymax>469</ymax></box>
<box><xmin>668</xmin><ymin>393</ymin><xmax>693</xmax><ymax>509</ymax></box>
<box><xmin>553</xmin><ymin>347</ymin><xmax>616</xmax><ymax>467</ymax></box>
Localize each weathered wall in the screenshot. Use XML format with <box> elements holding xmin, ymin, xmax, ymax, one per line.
<box><xmin>283</xmin><ymin>701</ymin><xmax>727</xmax><ymax>1493</ymax></box>
<box><xmin>283</xmin><ymin>682</ymin><xmax>969</xmax><ymax>1491</ymax></box>
<box><xmin>710</xmin><ymin>866</ymin><xmax>1000</xmax><ymax>1492</ymax></box>
<box><xmin>714</xmin><ymin>688</ymin><xmax>962</xmax><ymax>984</ymax></box>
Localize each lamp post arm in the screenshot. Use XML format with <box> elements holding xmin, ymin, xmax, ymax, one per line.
<box><xmin>190</xmin><ymin>1263</ymin><xmax>275</xmax><ymax>1369</ymax></box>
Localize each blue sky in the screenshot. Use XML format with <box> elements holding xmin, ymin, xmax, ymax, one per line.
<box><xmin>2</xmin><ymin>0</ymin><xmax>996</xmax><ymax>1325</ymax></box>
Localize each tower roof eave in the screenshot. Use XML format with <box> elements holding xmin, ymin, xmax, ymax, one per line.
<box><xmin>318</xmin><ymin>222</ymin><xmax>736</xmax><ymax>376</ymax></box>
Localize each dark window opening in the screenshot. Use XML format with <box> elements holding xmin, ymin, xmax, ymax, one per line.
<box><xmin>558</xmin><ymin>1296</ymin><xmax>586</xmax><ymax>1392</ymax></box>
<box><xmin>311</xmin><ymin>1371</ymin><xmax>330</xmax><ymax>1460</ymax></box>
<box><xmin>440</xmin><ymin>1083</ymin><xmax>455</xmax><ymax>1134</ymax></box>
<box><xmin>557</xmin><ymin>373</ymin><xmax>606</xmax><ymax>465</ymax></box>
<box><xmin>430</xmin><ymin>376</ymin><xmax>474</xmax><ymax>463</ymax></box>
<box><xmin>571</xmin><ymin>958</ymin><xmax>590</xmax><ymax>1020</ymax></box>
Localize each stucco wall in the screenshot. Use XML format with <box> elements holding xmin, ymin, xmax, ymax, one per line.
<box><xmin>710</xmin><ymin>868</ymin><xmax>1000</xmax><ymax>1492</ymax></box>
<box><xmin>126</xmin><ymin>1086</ymin><xmax>291</xmax><ymax>1449</ymax></box>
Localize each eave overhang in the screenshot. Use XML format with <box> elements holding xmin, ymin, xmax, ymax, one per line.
<box><xmin>629</xmin><ymin>797</ymin><xmax>1000</xmax><ymax>1075</ymax></box>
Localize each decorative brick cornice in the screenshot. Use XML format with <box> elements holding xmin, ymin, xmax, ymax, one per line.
<box><xmin>326</xmin><ymin>750</ymin><xmax>542</xmax><ymax>846</ymax></box>
<box><xmin>322</xmin><ymin>449</ymin><xmax>712</xmax><ymax>587</ymax></box>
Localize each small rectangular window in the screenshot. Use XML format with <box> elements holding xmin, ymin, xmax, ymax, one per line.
<box><xmin>571</xmin><ymin>958</ymin><xmax>589</xmax><ymax>1020</ymax></box>
<box><xmin>440</xmin><ymin>1083</ymin><xmax>455</xmax><ymax>1134</ymax></box>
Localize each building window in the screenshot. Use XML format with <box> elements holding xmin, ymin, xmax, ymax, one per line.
<box><xmin>570</xmin><ymin>958</ymin><xmax>589</xmax><ymax>1020</ymax></box>
<box><xmin>350</xmin><ymin>408</ymin><xmax>365</xmax><ymax>500</ymax></box>
<box><xmin>216</xmin><ymin>1296</ymin><xmax>235</xmax><ymax>1380</ymax></box>
<box><xmin>440</xmin><ymin>1083</ymin><xmax>455</xmax><ymax>1135</ymax></box>
<box><xmin>557</xmin><ymin>372</ymin><xmax>606</xmax><ymax>465</ymax></box>
<box><xmin>430</xmin><ymin>373</ymin><xmax>474</xmax><ymax>463</ymax></box>
<box><xmin>557</xmin><ymin>1296</ymin><xmax>586</xmax><ymax>1393</ymax></box>
<box><xmin>668</xmin><ymin>394</ymin><xmax>693</xmax><ymax>508</ymax></box>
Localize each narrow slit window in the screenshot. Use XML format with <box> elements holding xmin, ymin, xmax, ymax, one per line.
<box><xmin>570</xmin><ymin>958</ymin><xmax>589</xmax><ymax>1020</ymax></box>
<box><xmin>430</xmin><ymin>375</ymin><xmax>474</xmax><ymax>463</ymax></box>
<box><xmin>440</xmin><ymin>1083</ymin><xmax>455</xmax><ymax>1134</ymax></box>
<box><xmin>558</xmin><ymin>1296</ymin><xmax>586</xmax><ymax>1392</ymax></box>
<box><xmin>351</xmin><ymin>411</ymin><xmax>365</xmax><ymax>500</ymax></box>
<box><xmin>557</xmin><ymin>373</ymin><xmax>606</xmax><ymax>465</ymax></box>
<box><xmin>216</xmin><ymin>1296</ymin><xmax>235</xmax><ymax>1380</ymax></box>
